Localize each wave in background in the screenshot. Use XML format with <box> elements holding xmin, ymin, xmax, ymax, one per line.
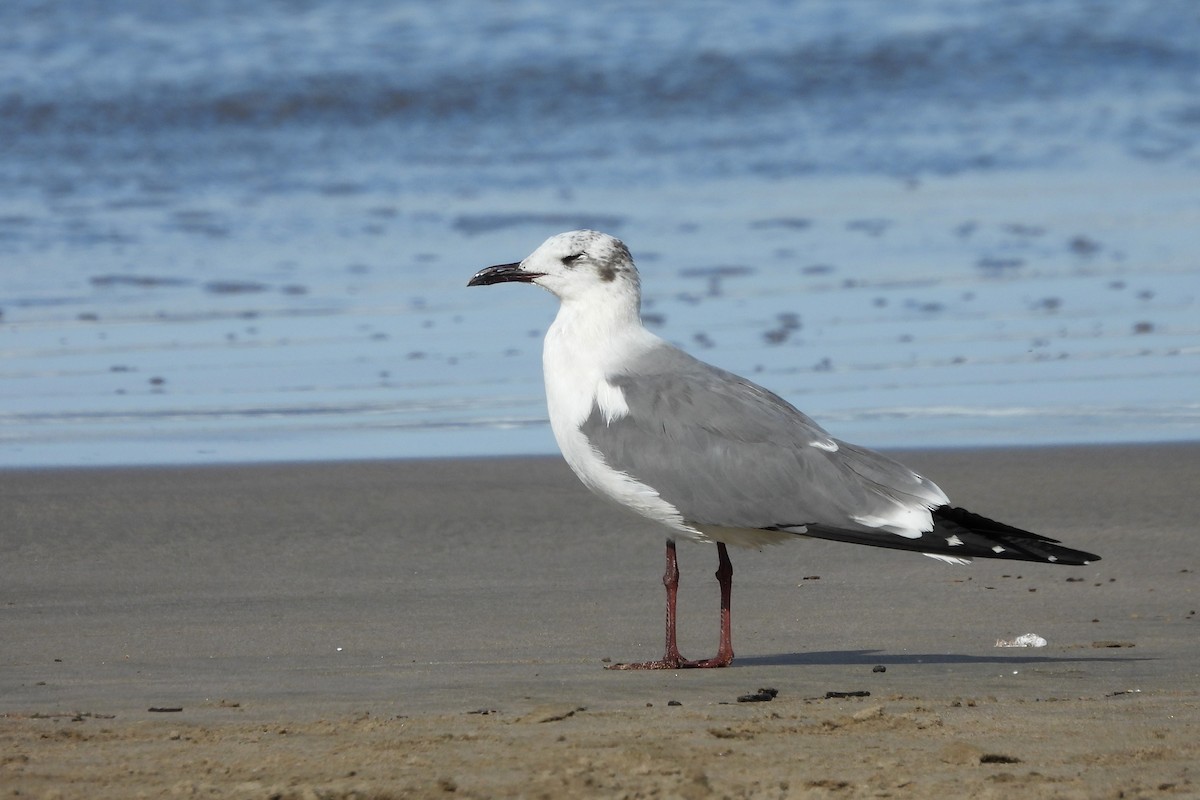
<box><xmin>1</xmin><ymin>0</ymin><xmax>1197</xmax><ymax>466</ymax></box>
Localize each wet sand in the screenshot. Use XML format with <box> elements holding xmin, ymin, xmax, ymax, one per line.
<box><xmin>2</xmin><ymin>444</ymin><xmax>1198</xmax><ymax>798</ymax></box>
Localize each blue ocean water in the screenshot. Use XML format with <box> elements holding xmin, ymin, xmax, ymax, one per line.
<box><xmin>1</xmin><ymin>0</ymin><xmax>1197</xmax><ymax>467</ymax></box>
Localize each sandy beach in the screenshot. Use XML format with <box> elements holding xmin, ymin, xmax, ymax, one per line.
<box><xmin>2</xmin><ymin>443</ymin><xmax>1198</xmax><ymax>798</ymax></box>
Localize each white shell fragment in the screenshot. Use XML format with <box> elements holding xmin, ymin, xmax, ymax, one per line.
<box><xmin>995</xmin><ymin>633</ymin><xmax>1048</xmax><ymax>648</ymax></box>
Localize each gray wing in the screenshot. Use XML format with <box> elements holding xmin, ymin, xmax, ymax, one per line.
<box><xmin>580</xmin><ymin>344</ymin><xmax>944</xmax><ymax>530</ymax></box>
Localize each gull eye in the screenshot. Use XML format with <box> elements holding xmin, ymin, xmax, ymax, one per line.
<box><xmin>561</xmin><ymin>253</ymin><xmax>585</xmax><ymax>266</ymax></box>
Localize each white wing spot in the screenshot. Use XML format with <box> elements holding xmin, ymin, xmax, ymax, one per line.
<box><xmin>852</xmin><ymin>503</ymin><xmax>934</xmax><ymax>539</ymax></box>
<box><xmin>991</xmin><ymin>545</ymin><xmax>1006</xmax><ymax>554</ymax></box>
<box><xmin>946</xmin><ymin>534</ymin><xmax>964</xmax><ymax>547</ymax></box>
<box><xmin>810</xmin><ymin>439</ymin><xmax>839</xmax><ymax>452</ymax></box>
<box><xmin>594</xmin><ymin>380</ymin><xmax>630</xmax><ymax>424</ymax></box>
<box><xmin>1047</xmin><ymin>555</ymin><xmax>1058</xmax><ymax>563</ymax></box>
<box><xmin>924</xmin><ymin>553</ymin><xmax>972</xmax><ymax>565</ymax></box>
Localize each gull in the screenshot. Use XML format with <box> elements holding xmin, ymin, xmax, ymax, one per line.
<box><xmin>468</xmin><ymin>230</ymin><xmax>1100</xmax><ymax>669</ymax></box>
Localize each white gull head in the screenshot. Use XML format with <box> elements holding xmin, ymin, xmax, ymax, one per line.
<box><xmin>467</xmin><ymin>229</ymin><xmax>641</xmax><ymax>309</ymax></box>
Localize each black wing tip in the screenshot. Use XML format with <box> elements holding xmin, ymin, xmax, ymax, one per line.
<box><xmin>933</xmin><ymin>505</ymin><xmax>1101</xmax><ymax>565</ymax></box>
<box><xmin>933</xmin><ymin>505</ymin><xmax>1052</xmax><ymax>540</ymax></box>
<box><xmin>1046</xmin><ymin>551</ymin><xmax>1102</xmax><ymax>566</ymax></box>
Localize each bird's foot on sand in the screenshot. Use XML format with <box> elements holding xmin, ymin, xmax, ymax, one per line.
<box><xmin>605</xmin><ymin>653</ymin><xmax>732</xmax><ymax>670</ymax></box>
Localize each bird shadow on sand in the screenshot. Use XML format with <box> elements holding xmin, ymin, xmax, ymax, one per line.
<box><xmin>733</xmin><ymin>649</ymin><xmax>1147</xmax><ymax>668</ymax></box>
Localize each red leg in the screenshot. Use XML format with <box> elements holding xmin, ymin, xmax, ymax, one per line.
<box><xmin>607</xmin><ymin>540</ymin><xmax>734</xmax><ymax>670</ymax></box>
<box><xmin>690</xmin><ymin>543</ymin><xmax>734</xmax><ymax>668</ymax></box>
<box><xmin>661</xmin><ymin>538</ymin><xmax>687</xmax><ymax>664</ymax></box>
<box><xmin>608</xmin><ymin>539</ymin><xmax>688</xmax><ymax>669</ymax></box>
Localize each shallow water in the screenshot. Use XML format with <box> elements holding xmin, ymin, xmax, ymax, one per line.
<box><xmin>1</xmin><ymin>0</ymin><xmax>1197</xmax><ymax>467</ymax></box>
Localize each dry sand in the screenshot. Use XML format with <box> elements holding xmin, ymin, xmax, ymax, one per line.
<box><xmin>2</xmin><ymin>444</ymin><xmax>1198</xmax><ymax>798</ymax></box>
